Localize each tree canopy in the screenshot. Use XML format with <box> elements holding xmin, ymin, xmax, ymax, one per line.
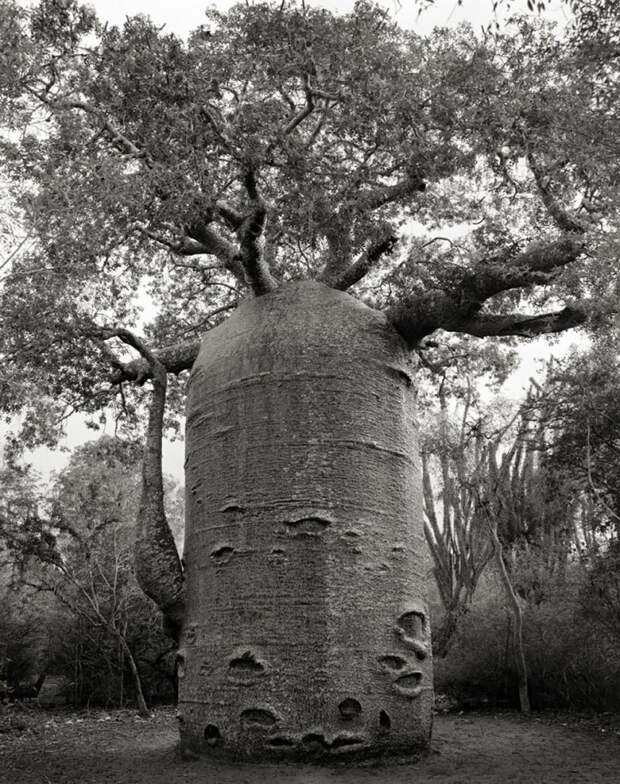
<box><xmin>0</xmin><ymin>0</ymin><xmax>617</xmax><ymax>443</ymax></box>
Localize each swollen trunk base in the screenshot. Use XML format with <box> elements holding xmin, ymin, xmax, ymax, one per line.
<box><xmin>180</xmin><ymin>281</ymin><xmax>433</xmax><ymax>760</ymax></box>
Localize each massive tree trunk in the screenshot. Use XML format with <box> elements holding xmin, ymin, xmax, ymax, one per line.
<box><xmin>178</xmin><ymin>280</ymin><xmax>433</xmax><ymax>760</ymax></box>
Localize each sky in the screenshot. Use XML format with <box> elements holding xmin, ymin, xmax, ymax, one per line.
<box><xmin>88</xmin><ymin>0</ymin><xmax>571</xmax><ymax>37</ymax></box>
<box><xmin>18</xmin><ymin>0</ymin><xmax>576</xmax><ymax>482</ymax></box>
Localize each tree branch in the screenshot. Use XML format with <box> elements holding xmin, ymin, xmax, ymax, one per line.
<box><xmin>463</xmin><ymin>237</ymin><xmax>585</xmax><ymax>301</ymax></box>
<box><xmin>282</xmin><ymin>72</ymin><xmax>315</xmax><ymax>136</ymax></box>
<box><xmin>387</xmin><ymin>236</ymin><xmax>586</xmax><ymax>345</ymax></box>
<box><xmin>34</xmin><ymin>93</ymin><xmax>151</xmax><ymax>163</ymax></box>
<box><xmin>453</xmin><ymin>305</ymin><xmax>589</xmax><ymax>338</ymax></box>
<box><xmin>137</xmin><ymin>223</ymin><xmax>246</xmax><ymax>284</ymax></box>
<box><xmin>215</xmin><ymin>201</ymin><xmax>244</xmax><ymax>231</ymax></box>
<box><xmin>38</xmin><ymin>94</ymin><xmax>248</xmax><ymax>286</ymax></box>
<box><xmin>236</xmin><ymin>170</ymin><xmax>278</xmax><ymax>296</ymax></box>
<box><xmin>108</xmin><ymin>339</ymin><xmax>201</xmax><ymax>385</ymax></box>
<box><xmin>330</xmin><ymin>228</ymin><xmax>399</xmax><ymax>291</ymax></box>
<box><xmin>357</xmin><ymin>170</ymin><xmax>426</xmax><ymax>211</ymax></box>
<box><xmin>526</xmin><ymin>150</ymin><xmax>586</xmax><ymax>235</ymax></box>
<box><xmin>320</xmin><ymin>170</ymin><xmax>426</xmax><ymax>285</ymax></box>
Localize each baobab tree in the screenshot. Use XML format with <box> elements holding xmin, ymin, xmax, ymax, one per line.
<box><xmin>0</xmin><ymin>0</ymin><xmax>617</xmax><ymax>761</ymax></box>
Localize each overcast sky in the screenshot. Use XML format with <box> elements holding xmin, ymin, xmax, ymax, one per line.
<box><xmin>87</xmin><ymin>0</ymin><xmax>570</xmax><ymax>37</ymax></box>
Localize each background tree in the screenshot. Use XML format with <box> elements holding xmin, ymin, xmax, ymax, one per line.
<box><xmin>429</xmin><ymin>343</ymin><xmax>620</xmax><ymax>712</ymax></box>
<box><xmin>0</xmin><ymin>437</ymin><xmax>181</xmax><ymax>713</ymax></box>
<box><xmin>421</xmin><ymin>382</ymin><xmax>494</xmax><ymax>657</ymax></box>
<box><xmin>0</xmin><ymin>0</ymin><xmax>618</xmax><ymax>760</ymax></box>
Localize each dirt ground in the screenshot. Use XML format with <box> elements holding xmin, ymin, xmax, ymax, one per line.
<box><xmin>1</xmin><ymin>706</ymin><xmax>619</xmax><ymax>784</ymax></box>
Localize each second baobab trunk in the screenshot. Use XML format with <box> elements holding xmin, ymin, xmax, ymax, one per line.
<box><xmin>179</xmin><ymin>281</ymin><xmax>433</xmax><ymax>760</ymax></box>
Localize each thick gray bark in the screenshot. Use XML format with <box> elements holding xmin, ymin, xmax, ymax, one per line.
<box><xmin>179</xmin><ymin>280</ymin><xmax>433</xmax><ymax>760</ymax></box>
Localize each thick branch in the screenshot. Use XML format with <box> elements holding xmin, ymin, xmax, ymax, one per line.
<box><xmin>330</xmin><ymin>230</ymin><xmax>398</xmax><ymax>291</ymax></box>
<box><xmin>358</xmin><ymin>171</ymin><xmax>426</xmax><ymax>211</ymax></box>
<box><xmin>387</xmin><ymin>236</ymin><xmax>585</xmax><ymax>345</ymax></box>
<box><xmin>320</xmin><ymin>171</ymin><xmax>426</xmax><ymax>285</ymax></box>
<box><xmin>526</xmin><ymin>150</ymin><xmax>586</xmax><ymax>235</ymax></box>
<box><xmin>283</xmin><ymin>72</ymin><xmax>315</xmax><ymax>136</ymax></box>
<box><xmin>138</xmin><ymin>223</ymin><xmax>246</xmax><ymax>284</ymax></box>
<box><xmin>464</xmin><ymin>237</ymin><xmax>584</xmax><ymax>301</ymax></box>
<box><xmin>185</xmin><ymin>222</ymin><xmax>246</xmax><ymax>283</ymax></box>
<box><xmin>215</xmin><ymin>201</ymin><xmax>244</xmax><ymax>231</ymax></box>
<box><xmin>390</xmin><ymin>292</ymin><xmax>589</xmax><ymax>345</ymax></box>
<box><xmin>452</xmin><ymin>305</ymin><xmax>589</xmax><ymax>338</ymax></box>
<box><xmin>236</xmin><ymin>170</ymin><xmax>278</xmax><ymax>296</ymax></box>
<box><xmin>109</xmin><ymin>339</ymin><xmax>201</xmax><ymax>385</ymax></box>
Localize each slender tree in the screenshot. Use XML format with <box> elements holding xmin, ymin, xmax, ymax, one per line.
<box><xmin>0</xmin><ymin>0</ymin><xmax>617</xmax><ymax>760</ymax></box>
<box><xmin>421</xmin><ymin>384</ymin><xmax>494</xmax><ymax>657</ymax></box>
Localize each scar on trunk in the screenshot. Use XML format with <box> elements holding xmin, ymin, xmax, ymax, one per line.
<box><xmin>395</xmin><ymin>610</ymin><xmax>429</xmax><ymax>660</ymax></box>
<box><xmin>284</xmin><ymin>517</ymin><xmax>332</xmax><ymax>536</ymax></box>
<box><xmin>228</xmin><ymin>651</ymin><xmax>266</xmax><ymax>681</ymax></box>
<box><xmin>210</xmin><ymin>545</ymin><xmax>235</xmax><ymax>564</ymax></box>
<box><xmin>338</xmin><ymin>697</ymin><xmax>362</xmax><ymax>720</ymax></box>
<box><xmin>267</xmin><ymin>547</ymin><xmax>288</xmax><ymax>564</ymax></box>
<box><xmin>240</xmin><ymin>708</ymin><xmax>277</xmax><ymax>727</ymax></box>
<box><xmin>379</xmin><ymin>710</ymin><xmax>391</xmax><ymax>730</ymax></box>
<box><xmin>300</xmin><ymin>732</ymin><xmax>367</xmax><ymax>753</ymax></box>
<box><xmin>378</xmin><ymin>654</ymin><xmax>407</xmax><ymax>672</ymax></box>
<box><xmin>302</xmin><ymin>732</ymin><xmax>330</xmax><ymax>751</ymax></box>
<box><xmin>220</xmin><ymin>501</ymin><xmax>246</xmax><ymax>514</ymax></box>
<box><xmin>267</xmin><ymin>735</ymin><xmax>296</xmax><ymax>748</ymax></box>
<box><xmin>393</xmin><ymin>671</ymin><xmax>423</xmax><ymax>698</ymax></box>
<box><xmin>331</xmin><ymin>735</ymin><xmax>366</xmax><ymax>750</ymax></box>
<box><xmin>204</xmin><ymin>724</ymin><xmax>222</xmax><ymax>746</ymax></box>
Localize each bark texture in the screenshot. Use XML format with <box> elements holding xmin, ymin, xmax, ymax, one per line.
<box><xmin>179</xmin><ymin>280</ymin><xmax>433</xmax><ymax>760</ymax></box>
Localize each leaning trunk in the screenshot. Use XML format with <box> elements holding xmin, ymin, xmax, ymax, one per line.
<box><xmin>118</xmin><ymin>635</ymin><xmax>149</xmax><ymax>718</ymax></box>
<box><xmin>179</xmin><ymin>281</ymin><xmax>433</xmax><ymax>760</ymax></box>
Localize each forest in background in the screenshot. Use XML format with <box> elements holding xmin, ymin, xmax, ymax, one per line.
<box><xmin>0</xmin><ymin>0</ymin><xmax>618</xmax><ymax>722</ymax></box>
<box><xmin>1</xmin><ymin>335</ymin><xmax>618</xmax><ymax>716</ymax></box>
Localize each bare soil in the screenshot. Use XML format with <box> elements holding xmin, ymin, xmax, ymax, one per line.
<box><xmin>1</xmin><ymin>706</ymin><xmax>619</xmax><ymax>784</ymax></box>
